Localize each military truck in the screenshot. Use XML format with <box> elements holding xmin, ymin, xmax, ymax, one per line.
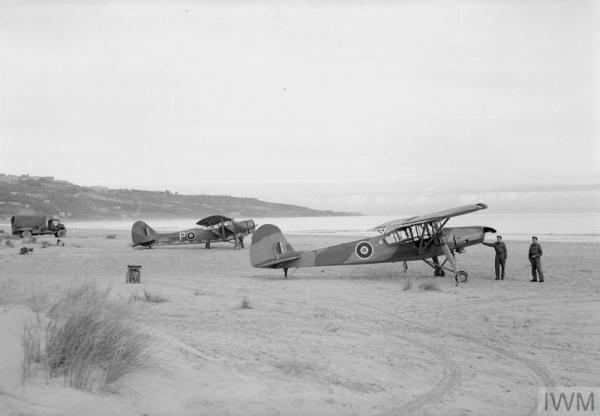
<box><xmin>11</xmin><ymin>215</ymin><xmax>67</xmax><ymax>238</ymax></box>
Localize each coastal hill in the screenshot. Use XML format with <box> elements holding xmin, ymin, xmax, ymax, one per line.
<box><xmin>0</xmin><ymin>174</ymin><xmax>358</xmax><ymax>221</ymax></box>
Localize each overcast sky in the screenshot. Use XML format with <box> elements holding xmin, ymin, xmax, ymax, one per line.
<box><xmin>1</xmin><ymin>0</ymin><xmax>598</xmax><ymax>214</ymax></box>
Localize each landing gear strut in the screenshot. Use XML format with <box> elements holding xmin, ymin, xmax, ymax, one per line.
<box><xmin>205</xmin><ymin>241</ymin><xmax>211</xmax><ymax>249</ymax></box>
<box><xmin>423</xmin><ymin>249</ymin><xmax>469</xmax><ymax>286</ymax></box>
<box><xmin>234</xmin><ymin>236</ymin><xmax>244</xmax><ymax>250</ymax></box>
<box><xmin>432</xmin><ymin>256</ymin><xmax>445</xmax><ymax>277</ymax></box>
<box><xmin>283</xmin><ymin>267</ymin><xmax>289</xmax><ymax>278</ymax></box>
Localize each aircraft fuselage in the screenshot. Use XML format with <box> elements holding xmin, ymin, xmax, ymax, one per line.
<box><xmin>289</xmin><ymin>226</ymin><xmax>489</xmax><ymax>268</ymax></box>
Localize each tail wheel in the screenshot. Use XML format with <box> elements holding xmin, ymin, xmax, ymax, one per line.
<box><xmin>56</xmin><ymin>230</ymin><xmax>66</xmax><ymax>238</ymax></box>
<box><xmin>455</xmin><ymin>270</ymin><xmax>468</xmax><ymax>285</ymax></box>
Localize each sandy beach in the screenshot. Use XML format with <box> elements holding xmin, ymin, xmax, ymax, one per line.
<box><xmin>0</xmin><ymin>228</ymin><xmax>599</xmax><ymax>416</ymax></box>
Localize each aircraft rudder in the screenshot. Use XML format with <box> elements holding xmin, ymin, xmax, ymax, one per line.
<box><xmin>131</xmin><ymin>220</ymin><xmax>158</xmax><ymax>246</ymax></box>
<box><xmin>250</xmin><ymin>224</ymin><xmax>296</xmax><ymax>268</ymax></box>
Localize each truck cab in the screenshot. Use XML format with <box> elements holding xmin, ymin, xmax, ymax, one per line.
<box><xmin>47</xmin><ymin>218</ymin><xmax>67</xmax><ymax>237</ymax></box>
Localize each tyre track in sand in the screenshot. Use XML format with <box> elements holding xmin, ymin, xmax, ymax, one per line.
<box><xmin>340</xmin><ymin>296</ymin><xmax>555</xmax><ymax>416</ymax></box>
<box><xmin>371</xmin><ymin>339</ymin><xmax>459</xmax><ymax>416</ymax></box>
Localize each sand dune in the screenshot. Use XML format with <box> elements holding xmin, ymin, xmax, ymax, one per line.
<box><xmin>0</xmin><ymin>229</ymin><xmax>598</xmax><ymax>415</ymax></box>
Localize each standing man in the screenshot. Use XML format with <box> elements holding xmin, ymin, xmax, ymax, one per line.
<box><xmin>483</xmin><ymin>235</ymin><xmax>507</xmax><ymax>280</ymax></box>
<box><xmin>529</xmin><ymin>236</ymin><xmax>544</xmax><ymax>282</ymax></box>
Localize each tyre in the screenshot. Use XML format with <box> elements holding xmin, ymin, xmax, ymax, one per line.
<box><xmin>22</xmin><ymin>231</ymin><xmax>32</xmax><ymax>238</ymax></box>
<box><xmin>455</xmin><ymin>270</ymin><xmax>469</xmax><ymax>285</ymax></box>
<box><xmin>56</xmin><ymin>230</ymin><xmax>66</xmax><ymax>238</ymax></box>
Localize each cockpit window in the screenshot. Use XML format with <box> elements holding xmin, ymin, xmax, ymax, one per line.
<box><xmin>383</xmin><ymin>229</ymin><xmax>412</xmax><ymax>246</ymax></box>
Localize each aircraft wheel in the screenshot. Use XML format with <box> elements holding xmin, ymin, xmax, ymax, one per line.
<box><xmin>56</xmin><ymin>230</ymin><xmax>66</xmax><ymax>238</ymax></box>
<box><xmin>455</xmin><ymin>270</ymin><xmax>468</xmax><ymax>285</ymax></box>
<box><xmin>22</xmin><ymin>231</ymin><xmax>32</xmax><ymax>238</ymax></box>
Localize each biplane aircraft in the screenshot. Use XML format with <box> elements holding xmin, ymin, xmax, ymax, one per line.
<box><xmin>132</xmin><ymin>215</ymin><xmax>256</xmax><ymax>249</ymax></box>
<box><xmin>250</xmin><ymin>203</ymin><xmax>496</xmax><ymax>284</ymax></box>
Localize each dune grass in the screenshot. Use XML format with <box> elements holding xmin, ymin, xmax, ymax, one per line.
<box><xmin>238</xmin><ymin>296</ymin><xmax>252</xmax><ymax>310</ymax></box>
<box><xmin>106</xmin><ymin>234</ymin><xmax>117</xmax><ymax>239</ymax></box>
<box><xmin>22</xmin><ymin>282</ymin><xmax>150</xmax><ymax>391</ymax></box>
<box><xmin>132</xmin><ymin>289</ymin><xmax>168</xmax><ymax>304</ymax></box>
<box><xmin>22</xmin><ymin>318</ymin><xmax>44</xmax><ymax>383</ymax></box>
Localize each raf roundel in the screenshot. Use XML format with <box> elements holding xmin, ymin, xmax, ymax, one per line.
<box><xmin>186</xmin><ymin>232</ymin><xmax>196</xmax><ymax>240</ymax></box>
<box><xmin>355</xmin><ymin>241</ymin><xmax>374</xmax><ymax>260</ymax></box>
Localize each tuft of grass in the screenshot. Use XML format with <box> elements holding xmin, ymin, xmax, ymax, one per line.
<box><xmin>40</xmin><ymin>240</ymin><xmax>51</xmax><ymax>249</ymax></box>
<box><xmin>22</xmin><ymin>318</ymin><xmax>44</xmax><ymax>383</ymax></box>
<box><xmin>193</xmin><ymin>289</ymin><xmax>201</xmax><ymax>296</ymax></box>
<box><xmin>239</xmin><ymin>296</ymin><xmax>252</xmax><ymax>310</ymax></box>
<box><xmin>22</xmin><ymin>282</ymin><xmax>150</xmax><ymax>391</ymax></box>
<box><xmin>132</xmin><ymin>289</ymin><xmax>168</xmax><ymax>304</ymax></box>
<box><xmin>418</xmin><ymin>282</ymin><xmax>441</xmax><ymax>291</ymax></box>
<box><xmin>106</xmin><ymin>234</ymin><xmax>117</xmax><ymax>240</ymax></box>
<box><xmin>5</xmin><ymin>239</ymin><xmax>14</xmax><ymax>248</ymax></box>
<box><xmin>402</xmin><ymin>279</ymin><xmax>413</xmax><ymax>291</ymax></box>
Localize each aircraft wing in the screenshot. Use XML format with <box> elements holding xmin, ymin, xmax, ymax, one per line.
<box><xmin>371</xmin><ymin>203</ymin><xmax>488</xmax><ymax>234</ymax></box>
<box><xmin>196</xmin><ymin>215</ymin><xmax>233</xmax><ymax>227</ymax></box>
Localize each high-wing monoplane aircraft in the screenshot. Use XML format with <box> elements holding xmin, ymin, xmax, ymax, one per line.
<box><xmin>132</xmin><ymin>215</ymin><xmax>256</xmax><ymax>249</ymax></box>
<box><xmin>250</xmin><ymin>203</ymin><xmax>496</xmax><ymax>284</ymax></box>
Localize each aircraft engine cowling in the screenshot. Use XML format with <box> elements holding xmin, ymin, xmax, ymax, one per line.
<box><xmin>445</xmin><ymin>226</ymin><xmax>495</xmax><ymax>250</ymax></box>
<box><xmin>234</xmin><ymin>220</ymin><xmax>256</xmax><ymax>235</ymax></box>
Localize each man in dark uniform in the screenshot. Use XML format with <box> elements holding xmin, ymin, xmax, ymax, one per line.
<box><xmin>483</xmin><ymin>235</ymin><xmax>507</xmax><ymax>280</ymax></box>
<box><xmin>529</xmin><ymin>236</ymin><xmax>544</xmax><ymax>282</ymax></box>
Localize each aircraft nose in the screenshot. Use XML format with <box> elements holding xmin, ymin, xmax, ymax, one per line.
<box><xmin>450</xmin><ymin>226</ymin><xmax>488</xmax><ymax>249</ymax></box>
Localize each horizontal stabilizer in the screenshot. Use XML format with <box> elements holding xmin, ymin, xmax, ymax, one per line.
<box><xmin>132</xmin><ymin>239</ymin><xmax>156</xmax><ymax>248</ymax></box>
<box><xmin>255</xmin><ymin>254</ymin><xmax>302</xmax><ymax>268</ymax></box>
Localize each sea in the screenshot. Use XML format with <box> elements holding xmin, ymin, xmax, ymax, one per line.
<box><xmin>60</xmin><ymin>212</ymin><xmax>600</xmax><ymax>243</ymax></box>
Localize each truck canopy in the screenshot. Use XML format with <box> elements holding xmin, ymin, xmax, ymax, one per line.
<box><xmin>11</xmin><ymin>215</ymin><xmax>47</xmax><ymax>227</ymax></box>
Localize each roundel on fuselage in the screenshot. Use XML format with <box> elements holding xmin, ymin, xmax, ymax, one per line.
<box><xmin>355</xmin><ymin>241</ymin><xmax>374</xmax><ymax>260</ymax></box>
<box><xmin>187</xmin><ymin>232</ymin><xmax>195</xmax><ymax>240</ymax></box>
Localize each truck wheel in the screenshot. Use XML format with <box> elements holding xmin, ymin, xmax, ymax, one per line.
<box><xmin>56</xmin><ymin>230</ymin><xmax>66</xmax><ymax>238</ymax></box>
<box><xmin>22</xmin><ymin>231</ymin><xmax>32</xmax><ymax>238</ymax></box>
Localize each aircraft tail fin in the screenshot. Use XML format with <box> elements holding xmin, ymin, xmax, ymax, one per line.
<box><xmin>131</xmin><ymin>221</ymin><xmax>159</xmax><ymax>247</ymax></box>
<box><xmin>250</xmin><ymin>224</ymin><xmax>301</xmax><ymax>268</ymax></box>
